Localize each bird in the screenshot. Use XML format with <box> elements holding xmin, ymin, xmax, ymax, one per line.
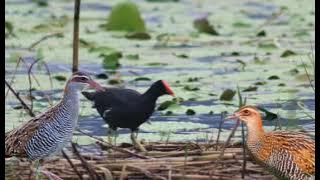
<box><xmin>82</xmin><ymin>80</ymin><xmax>175</xmax><ymax>152</ymax></box>
<box><xmin>226</xmin><ymin>105</ymin><xmax>315</xmax><ymax>180</ymax></box>
<box><xmin>5</xmin><ymin>72</ymin><xmax>103</xmax><ymax>179</ymax></box>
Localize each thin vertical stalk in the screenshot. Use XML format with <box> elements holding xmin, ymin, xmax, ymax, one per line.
<box><xmin>72</xmin><ymin>0</ymin><xmax>81</xmax><ymax>72</ymax></box>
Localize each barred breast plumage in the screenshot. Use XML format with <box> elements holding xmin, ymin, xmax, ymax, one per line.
<box><xmin>227</xmin><ymin>106</ymin><xmax>315</xmax><ymax>180</ymax></box>
<box><xmin>5</xmin><ymin>71</ymin><xmax>102</xmax><ymax>161</ymax></box>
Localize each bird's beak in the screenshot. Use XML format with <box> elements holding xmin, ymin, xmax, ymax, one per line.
<box><xmin>88</xmin><ymin>80</ymin><xmax>104</xmax><ymax>91</ymax></box>
<box><xmin>224</xmin><ymin>113</ymin><xmax>238</xmax><ymax>121</ymax></box>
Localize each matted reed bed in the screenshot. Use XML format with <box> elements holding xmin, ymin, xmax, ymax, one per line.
<box><xmin>5</xmin><ymin>140</ymin><xmax>275</xmax><ymax>180</ymax></box>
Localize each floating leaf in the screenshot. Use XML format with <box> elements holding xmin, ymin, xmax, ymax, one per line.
<box><xmin>232</xmin><ymin>21</ymin><xmax>251</xmax><ymax>28</ymax></box>
<box><xmin>187</xmin><ymin>77</ymin><xmax>199</xmax><ymax>82</ymax></box>
<box><xmin>147</xmin><ymin>62</ymin><xmax>168</xmax><ymax>66</ymax></box>
<box><xmin>95</xmin><ymin>73</ymin><xmax>109</xmax><ymax>79</ymax></box>
<box><xmin>242</xmin><ymin>86</ymin><xmax>258</xmax><ymax>92</ymax></box>
<box><xmin>268</xmin><ymin>75</ymin><xmax>280</xmax><ymax>80</ymax></box>
<box><xmin>101</xmin><ymin>52</ymin><xmax>122</xmax><ymax>69</ymax></box>
<box><xmin>193</xmin><ymin>17</ymin><xmax>219</xmax><ymax>35</ymax></box>
<box><xmin>289</xmin><ymin>68</ymin><xmax>299</xmax><ymax>75</ymax></box>
<box><xmin>32</xmin><ymin>0</ymin><xmax>48</xmax><ymax>6</ymax></box>
<box><xmin>125</xmin><ymin>32</ymin><xmax>151</xmax><ymax>40</ymax></box>
<box><xmin>134</xmin><ymin>77</ymin><xmax>151</xmax><ymax>81</ymax></box>
<box><xmin>254</xmin><ymin>81</ymin><xmax>267</xmax><ymax>86</ymax></box>
<box><xmin>158</xmin><ymin>100</ymin><xmax>177</xmax><ymax>111</ymax></box>
<box><xmin>280</xmin><ymin>50</ymin><xmax>296</xmax><ymax>57</ymax></box>
<box><xmin>186</xmin><ymin>109</ymin><xmax>196</xmax><ymax>115</ymax></box>
<box><xmin>5</xmin><ymin>21</ymin><xmax>14</xmax><ymax>37</ymax></box>
<box><xmin>184</xmin><ymin>85</ymin><xmax>199</xmax><ymax>91</ymax></box>
<box><xmin>106</xmin><ymin>1</ymin><xmax>146</xmax><ymax>32</ymax></box>
<box><xmin>256</xmin><ymin>30</ymin><xmax>266</xmax><ymax>37</ymax></box>
<box><xmin>231</xmin><ymin>52</ymin><xmax>240</xmax><ymax>56</ymax></box>
<box><xmin>220</xmin><ymin>89</ymin><xmax>236</xmax><ymax>101</ymax></box>
<box><xmin>53</xmin><ymin>75</ymin><xmax>67</xmax><ymax>81</ymax></box>
<box><xmin>236</xmin><ymin>59</ymin><xmax>246</xmax><ymax>71</ymax></box>
<box><xmin>108</xmin><ymin>79</ymin><xmax>123</xmax><ymax>85</ymax></box>
<box><xmin>126</xmin><ymin>54</ymin><xmax>139</xmax><ymax>60</ymax></box>
<box><xmin>173</xmin><ymin>53</ymin><xmax>189</xmax><ymax>59</ymax></box>
<box><xmin>258</xmin><ymin>42</ymin><xmax>278</xmax><ymax>49</ymax></box>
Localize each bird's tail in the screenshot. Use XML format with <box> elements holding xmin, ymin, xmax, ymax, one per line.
<box><xmin>81</xmin><ymin>91</ymin><xmax>95</xmax><ymax>101</ymax></box>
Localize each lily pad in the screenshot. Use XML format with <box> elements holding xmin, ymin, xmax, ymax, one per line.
<box><xmin>242</xmin><ymin>86</ymin><xmax>258</xmax><ymax>92</ymax></box>
<box><xmin>268</xmin><ymin>75</ymin><xmax>280</xmax><ymax>80</ymax></box>
<box><xmin>125</xmin><ymin>32</ymin><xmax>151</xmax><ymax>40</ymax></box>
<box><xmin>101</xmin><ymin>52</ymin><xmax>122</xmax><ymax>69</ymax></box>
<box><xmin>133</xmin><ymin>77</ymin><xmax>151</xmax><ymax>81</ymax></box>
<box><xmin>186</xmin><ymin>109</ymin><xmax>196</xmax><ymax>115</ymax></box>
<box><xmin>256</xmin><ymin>30</ymin><xmax>266</xmax><ymax>37</ymax></box>
<box><xmin>193</xmin><ymin>17</ymin><xmax>219</xmax><ymax>35</ymax></box>
<box><xmin>281</xmin><ymin>50</ymin><xmax>297</xmax><ymax>57</ymax></box>
<box><xmin>220</xmin><ymin>89</ymin><xmax>236</xmax><ymax>101</ymax></box>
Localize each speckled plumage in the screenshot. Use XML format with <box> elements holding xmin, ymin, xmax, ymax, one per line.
<box><xmin>230</xmin><ymin>106</ymin><xmax>315</xmax><ymax>180</ymax></box>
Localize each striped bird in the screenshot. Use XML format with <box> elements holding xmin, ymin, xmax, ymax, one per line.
<box><xmin>5</xmin><ymin>72</ymin><xmax>103</xmax><ymax>178</ymax></box>
<box><xmin>226</xmin><ymin>106</ymin><xmax>315</xmax><ymax>180</ymax></box>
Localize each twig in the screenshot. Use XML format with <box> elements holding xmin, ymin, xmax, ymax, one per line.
<box><xmin>300</xmin><ymin>57</ymin><xmax>315</xmax><ymax>93</ymax></box>
<box><xmin>61</xmin><ymin>149</ymin><xmax>84</xmax><ymax>180</ymax></box>
<box><xmin>5</xmin><ymin>57</ymin><xmax>22</xmax><ymax>99</ymax></box>
<box><xmin>5</xmin><ymin>79</ymin><xmax>35</xmax><ymax>117</ymax></box>
<box><xmin>215</xmin><ymin>112</ymin><xmax>225</xmax><ymax>150</ymax></box>
<box><xmin>27</xmin><ymin>59</ymin><xmax>41</xmax><ymax>111</ymax></box>
<box><xmin>72</xmin><ymin>0</ymin><xmax>81</xmax><ymax>72</ymax></box>
<box><xmin>217</xmin><ymin>120</ymin><xmax>240</xmax><ymax>161</ymax></box>
<box><xmin>76</xmin><ymin>128</ymin><xmax>152</xmax><ymax>160</ymax></box>
<box><xmin>28</xmin><ymin>32</ymin><xmax>63</xmax><ymax>50</ymax></box>
<box><xmin>71</xmin><ymin>142</ymin><xmax>100</xmax><ymax>180</ymax></box>
<box><xmin>240</xmin><ymin>122</ymin><xmax>246</xmax><ymax>179</ymax></box>
<box><xmin>126</xmin><ymin>165</ymin><xmax>167</xmax><ymax>180</ymax></box>
<box><xmin>119</xmin><ymin>165</ymin><xmax>127</xmax><ymax>180</ymax></box>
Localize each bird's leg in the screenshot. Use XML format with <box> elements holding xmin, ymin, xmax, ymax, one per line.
<box><xmin>40</xmin><ymin>170</ymin><xmax>63</xmax><ymax>180</ymax></box>
<box><xmin>130</xmin><ymin>130</ymin><xmax>146</xmax><ymax>152</ymax></box>
<box><xmin>32</xmin><ymin>160</ymin><xmax>63</xmax><ymax>180</ymax></box>
<box><xmin>107</xmin><ymin>128</ymin><xmax>114</xmax><ymax>145</ymax></box>
<box><xmin>34</xmin><ymin>160</ymin><xmax>41</xmax><ymax>180</ymax></box>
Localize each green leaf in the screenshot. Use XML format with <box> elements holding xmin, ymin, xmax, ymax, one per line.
<box><xmin>186</xmin><ymin>109</ymin><xmax>196</xmax><ymax>115</ymax></box>
<box><xmin>193</xmin><ymin>18</ymin><xmax>219</xmax><ymax>35</ymax></box>
<box><xmin>126</xmin><ymin>54</ymin><xmax>139</xmax><ymax>60</ymax></box>
<box><xmin>268</xmin><ymin>75</ymin><xmax>280</xmax><ymax>80</ymax></box>
<box><xmin>106</xmin><ymin>1</ymin><xmax>146</xmax><ymax>32</ymax></box>
<box><xmin>101</xmin><ymin>51</ymin><xmax>122</xmax><ymax>69</ymax></box>
<box><xmin>256</xmin><ymin>30</ymin><xmax>266</xmax><ymax>37</ymax></box>
<box><xmin>242</xmin><ymin>86</ymin><xmax>258</xmax><ymax>92</ymax></box>
<box><xmin>134</xmin><ymin>77</ymin><xmax>151</xmax><ymax>81</ymax></box>
<box><xmin>280</xmin><ymin>50</ymin><xmax>296</xmax><ymax>57</ymax></box>
<box><xmin>232</xmin><ymin>21</ymin><xmax>251</xmax><ymax>28</ymax></box>
<box><xmin>125</xmin><ymin>32</ymin><xmax>151</xmax><ymax>40</ymax></box>
<box><xmin>220</xmin><ymin>89</ymin><xmax>236</xmax><ymax>101</ymax></box>
<box><xmin>183</xmin><ymin>85</ymin><xmax>200</xmax><ymax>91</ymax></box>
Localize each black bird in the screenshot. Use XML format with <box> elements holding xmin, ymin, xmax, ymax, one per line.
<box><xmin>82</xmin><ymin>80</ymin><xmax>175</xmax><ymax>151</ymax></box>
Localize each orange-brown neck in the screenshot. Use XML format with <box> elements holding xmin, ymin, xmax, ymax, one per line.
<box><xmin>245</xmin><ymin>115</ymin><xmax>265</xmax><ymax>144</ymax></box>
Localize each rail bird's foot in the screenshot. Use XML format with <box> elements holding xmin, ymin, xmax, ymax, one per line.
<box><xmin>41</xmin><ymin>170</ymin><xmax>63</xmax><ymax>180</ymax></box>
<box><xmin>130</xmin><ymin>131</ymin><xmax>146</xmax><ymax>152</ymax></box>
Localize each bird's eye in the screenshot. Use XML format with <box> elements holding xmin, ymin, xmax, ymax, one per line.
<box><xmin>243</xmin><ymin>110</ymin><xmax>250</xmax><ymax>115</ymax></box>
<box><xmin>80</xmin><ymin>77</ymin><xmax>88</xmax><ymax>81</ymax></box>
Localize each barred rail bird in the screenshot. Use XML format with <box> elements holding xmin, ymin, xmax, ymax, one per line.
<box><xmin>5</xmin><ymin>72</ymin><xmax>103</xmax><ymax>162</ymax></box>
<box><xmin>226</xmin><ymin>106</ymin><xmax>315</xmax><ymax>180</ymax></box>
<box><xmin>82</xmin><ymin>80</ymin><xmax>175</xmax><ymax>152</ymax></box>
